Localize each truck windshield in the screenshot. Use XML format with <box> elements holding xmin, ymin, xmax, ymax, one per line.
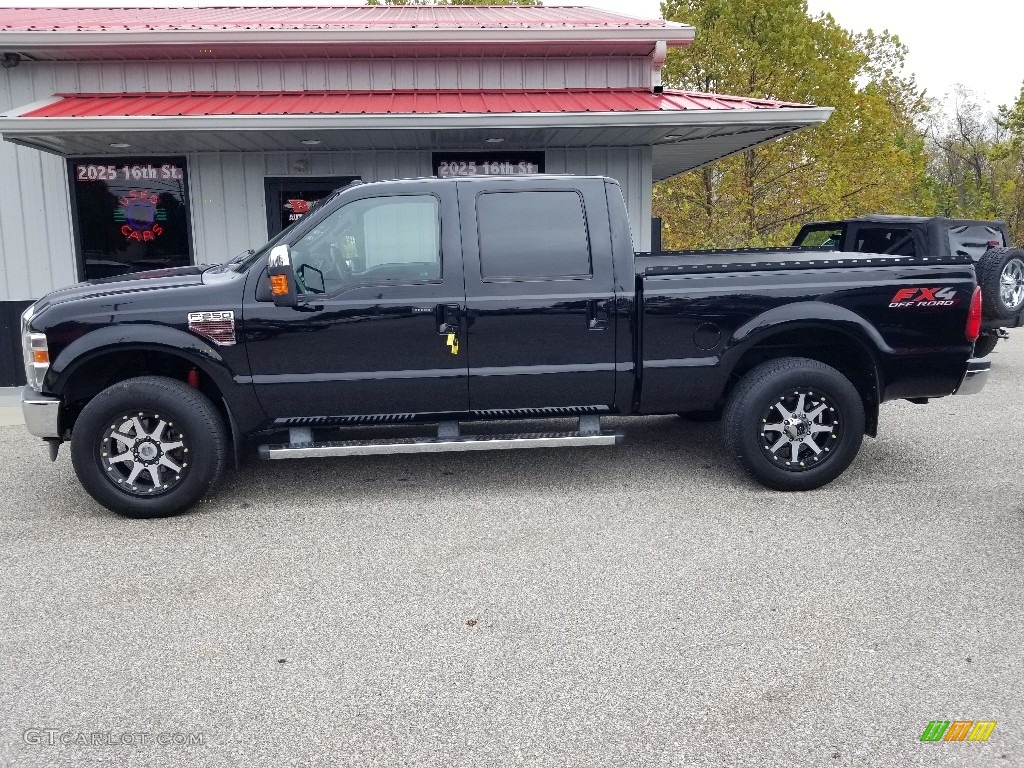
<box><xmin>794</xmin><ymin>224</ymin><xmax>845</xmax><ymax>249</ymax></box>
<box><xmin>233</xmin><ymin>190</ymin><xmax>343</xmax><ymax>272</ymax></box>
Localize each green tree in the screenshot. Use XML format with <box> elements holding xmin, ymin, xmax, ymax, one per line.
<box><xmin>654</xmin><ymin>0</ymin><xmax>931</xmax><ymax>249</ymax></box>
<box><xmin>924</xmin><ymin>83</ymin><xmax>1024</xmax><ymax>243</ymax></box>
<box><xmin>995</xmin><ymin>83</ymin><xmax>1024</xmax><ymax>242</ymax></box>
<box><xmin>926</xmin><ymin>88</ymin><xmax>1003</xmax><ymax>219</ymax></box>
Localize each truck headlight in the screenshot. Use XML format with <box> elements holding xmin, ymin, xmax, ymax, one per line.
<box><xmin>21</xmin><ymin>304</ymin><xmax>49</xmax><ymax>391</ymax></box>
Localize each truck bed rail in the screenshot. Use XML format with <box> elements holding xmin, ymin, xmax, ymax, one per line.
<box><xmin>637</xmin><ymin>250</ymin><xmax>974</xmax><ymax>277</ymax></box>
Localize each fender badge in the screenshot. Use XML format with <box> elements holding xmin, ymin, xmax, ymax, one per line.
<box><xmin>188</xmin><ymin>310</ymin><xmax>236</xmax><ymax>346</ymax></box>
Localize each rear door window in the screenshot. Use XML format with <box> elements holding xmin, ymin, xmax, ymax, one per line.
<box><xmin>476</xmin><ymin>191</ymin><xmax>592</xmax><ymax>281</ymax></box>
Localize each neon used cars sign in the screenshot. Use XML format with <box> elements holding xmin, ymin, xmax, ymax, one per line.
<box><xmin>115</xmin><ymin>190</ymin><xmax>168</xmax><ymax>242</ymax></box>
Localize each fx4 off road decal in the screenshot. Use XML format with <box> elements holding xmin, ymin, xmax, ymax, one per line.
<box><xmin>889</xmin><ymin>287</ymin><xmax>958</xmax><ymax>308</ymax></box>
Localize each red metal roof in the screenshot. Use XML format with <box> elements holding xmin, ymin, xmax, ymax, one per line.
<box><xmin>0</xmin><ymin>6</ymin><xmax>677</xmax><ymax>33</ymax></box>
<box><xmin>23</xmin><ymin>89</ymin><xmax>808</xmax><ymax>118</ymax></box>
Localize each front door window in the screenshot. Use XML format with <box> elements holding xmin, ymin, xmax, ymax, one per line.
<box><xmin>290</xmin><ymin>195</ymin><xmax>442</xmax><ymax>295</ymax></box>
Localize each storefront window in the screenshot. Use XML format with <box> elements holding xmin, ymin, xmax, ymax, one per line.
<box><xmin>68</xmin><ymin>157</ymin><xmax>193</xmax><ymax>280</ymax></box>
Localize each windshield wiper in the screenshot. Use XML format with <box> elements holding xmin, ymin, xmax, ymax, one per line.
<box><xmin>228</xmin><ymin>248</ymin><xmax>255</xmax><ymax>265</ymax></box>
<box><xmin>207</xmin><ymin>248</ymin><xmax>255</xmax><ymax>273</ymax></box>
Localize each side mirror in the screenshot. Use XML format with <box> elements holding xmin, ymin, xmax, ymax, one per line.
<box><xmin>268</xmin><ymin>244</ymin><xmax>298</xmax><ymax>308</ymax></box>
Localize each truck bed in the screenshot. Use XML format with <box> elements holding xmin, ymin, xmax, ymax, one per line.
<box><xmin>633</xmin><ymin>247</ymin><xmax>978</xmax><ymax>416</ymax></box>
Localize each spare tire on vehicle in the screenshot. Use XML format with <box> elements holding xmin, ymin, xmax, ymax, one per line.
<box><xmin>976</xmin><ymin>246</ymin><xmax>1024</xmax><ymax>320</ymax></box>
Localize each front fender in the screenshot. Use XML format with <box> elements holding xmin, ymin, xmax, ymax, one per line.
<box><xmin>48</xmin><ymin>324</ymin><xmax>232</xmax><ymax>397</ymax></box>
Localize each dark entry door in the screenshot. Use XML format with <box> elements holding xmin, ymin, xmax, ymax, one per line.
<box><xmin>264</xmin><ymin>176</ymin><xmax>360</xmax><ymax>238</ymax></box>
<box><xmin>456</xmin><ymin>177</ymin><xmax>618</xmax><ymax>412</ymax></box>
<box><xmin>244</xmin><ymin>181</ymin><xmax>469</xmax><ymax>421</ymax></box>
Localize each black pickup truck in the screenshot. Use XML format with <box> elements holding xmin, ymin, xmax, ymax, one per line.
<box><xmin>20</xmin><ymin>176</ymin><xmax>990</xmax><ymax>517</ymax></box>
<box><xmin>794</xmin><ymin>214</ymin><xmax>1024</xmax><ymax>356</ymax></box>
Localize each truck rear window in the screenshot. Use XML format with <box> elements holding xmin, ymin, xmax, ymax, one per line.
<box><xmin>853</xmin><ymin>227</ymin><xmax>915</xmax><ymax>256</ymax></box>
<box><xmin>476</xmin><ymin>191</ymin><xmax>592</xmax><ymax>281</ymax></box>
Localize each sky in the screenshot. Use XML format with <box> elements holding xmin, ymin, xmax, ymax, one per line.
<box><xmin>550</xmin><ymin>0</ymin><xmax>1024</xmax><ymax>110</ymax></box>
<box><xmin>0</xmin><ymin>0</ymin><xmax>1020</xmax><ymax>109</ymax></box>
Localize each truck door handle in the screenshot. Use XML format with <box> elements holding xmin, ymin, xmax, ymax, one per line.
<box><xmin>435</xmin><ymin>303</ymin><xmax>461</xmax><ymax>335</ymax></box>
<box><xmin>587</xmin><ymin>299</ymin><xmax>610</xmax><ymax>331</ymax></box>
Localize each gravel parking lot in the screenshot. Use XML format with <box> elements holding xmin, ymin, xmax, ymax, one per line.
<box><xmin>1</xmin><ymin>338</ymin><xmax>1021</xmax><ymax>768</ymax></box>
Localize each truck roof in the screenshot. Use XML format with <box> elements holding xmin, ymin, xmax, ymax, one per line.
<box><xmin>345</xmin><ymin>174</ymin><xmax>617</xmax><ymax>188</ymax></box>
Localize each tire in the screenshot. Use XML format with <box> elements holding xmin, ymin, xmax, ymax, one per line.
<box><xmin>977</xmin><ymin>247</ymin><xmax>1024</xmax><ymax>321</ymax></box>
<box><xmin>722</xmin><ymin>357</ymin><xmax>865</xmax><ymax>491</ymax></box>
<box><xmin>70</xmin><ymin>376</ymin><xmax>228</xmax><ymax>518</ymax></box>
<box><xmin>973</xmin><ymin>333</ymin><xmax>999</xmax><ymax>358</ymax></box>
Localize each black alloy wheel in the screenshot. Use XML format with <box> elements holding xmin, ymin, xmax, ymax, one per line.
<box><xmin>99</xmin><ymin>411</ymin><xmax>191</xmax><ymax>496</ymax></box>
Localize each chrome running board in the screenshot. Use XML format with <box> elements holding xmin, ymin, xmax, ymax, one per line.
<box><xmin>258</xmin><ymin>430</ymin><xmax>621</xmax><ymax>460</ymax></box>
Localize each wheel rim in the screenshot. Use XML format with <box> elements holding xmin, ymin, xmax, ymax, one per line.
<box><xmin>759</xmin><ymin>387</ymin><xmax>844</xmax><ymax>472</ymax></box>
<box><xmin>1001</xmin><ymin>258</ymin><xmax>1024</xmax><ymax>311</ymax></box>
<box><xmin>99</xmin><ymin>411</ymin><xmax>191</xmax><ymax>496</ymax></box>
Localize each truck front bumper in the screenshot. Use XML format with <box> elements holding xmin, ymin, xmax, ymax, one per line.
<box><xmin>954</xmin><ymin>358</ymin><xmax>991</xmax><ymax>396</ymax></box>
<box><xmin>22</xmin><ymin>386</ymin><xmax>61</xmax><ymax>438</ymax></box>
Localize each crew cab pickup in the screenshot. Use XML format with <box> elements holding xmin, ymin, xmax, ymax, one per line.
<box><xmin>794</xmin><ymin>214</ymin><xmax>1024</xmax><ymax>356</ymax></box>
<box><xmin>20</xmin><ymin>176</ymin><xmax>991</xmax><ymax>517</ymax></box>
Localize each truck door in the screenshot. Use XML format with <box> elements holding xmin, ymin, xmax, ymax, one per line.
<box><xmin>243</xmin><ymin>182</ymin><xmax>469</xmax><ymax>420</ymax></box>
<box><xmin>456</xmin><ymin>177</ymin><xmax>618</xmax><ymax>412</ymax></box>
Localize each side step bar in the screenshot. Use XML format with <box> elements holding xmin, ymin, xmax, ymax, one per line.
<box><xmin>259</xmin><ymin>422</ymin><xmax>622</xmax><ymax>461</ymax></box>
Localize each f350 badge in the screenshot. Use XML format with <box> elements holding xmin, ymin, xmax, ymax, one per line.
<box><xmin>889</xmin><ymin>287</ymin><xmax>958</xmax><ymax>308</ymax></box>
<box><xmin>187</xmin><ymin>310</ymin><xmax>236</xmax><ymax>346</ymax></box>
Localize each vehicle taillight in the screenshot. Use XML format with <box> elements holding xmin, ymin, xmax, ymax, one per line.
<box><xmin>966</xmin><ymin>286</ymin><xmax>982</xmax><ymax>343</ymax></box>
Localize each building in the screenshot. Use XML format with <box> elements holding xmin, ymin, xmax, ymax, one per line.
<box><xmin>0</xmin><ymin>4</ymin><xmax>831</xmax><ymax>386</ymax></box>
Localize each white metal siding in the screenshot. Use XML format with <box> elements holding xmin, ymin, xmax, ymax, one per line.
<box><xmin>1</xmin><ymin>58</ymin><xmax>656</xmax><ymax>298</ymax></box>
<box><xmin>0</xmin><ymin>66</ymin><xmax>78</xmax><ymax>302</ymax></box>
<box><xmin>34</xmin><ymin>56</ymin><xmax>649</xmax><ymax>94</ymax></box>
<box><xmin>189</xmin><ymin>150</ymin><xmax>433</xmax><ymax>264</ymax></box>
<box><xmin>192</xmin><ymin>148</ymin><xmax>653</xmax><ymax>263</ymax></box>
<box><xmin>547</xmin><ymin>146</ymin><xmax>652</xmax><ymax>250</ymax></box>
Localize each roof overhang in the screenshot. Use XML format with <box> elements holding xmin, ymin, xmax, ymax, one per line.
<box><xmin>0</xmin><ymin>91</ymin><xmax>831</xmax><ymax>181</ymax></box>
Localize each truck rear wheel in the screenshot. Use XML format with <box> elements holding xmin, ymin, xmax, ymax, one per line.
<box><xmin>977</xmin><ymin>247</ymin><xmax>1024</xmax><ymax>320</ymax></box>
<box><xmin>70</xmin><ymin>376</ymin><xmax>228</xmax><ymax>518</ymax></box>
<box><xmin>723</xmin><ymin>357</ymin><xmax>865</xmax><ymax>491</ymax></box>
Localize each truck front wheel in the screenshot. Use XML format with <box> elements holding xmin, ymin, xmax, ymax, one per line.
<box><xmin>70</xmin><ymin>376</ymin><xmax>229</xmax><ymax>518</ymax></box>
<box><xmin>723</xmin><ymin>357</ymin><xmax>865</xmax><ymax>491</ymax></box>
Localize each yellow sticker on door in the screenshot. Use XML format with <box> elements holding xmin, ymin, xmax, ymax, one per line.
<box><xmin>446</xmin><ymin>333</ymin><xmax>460</xmax><ymax>355</ymax></box>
